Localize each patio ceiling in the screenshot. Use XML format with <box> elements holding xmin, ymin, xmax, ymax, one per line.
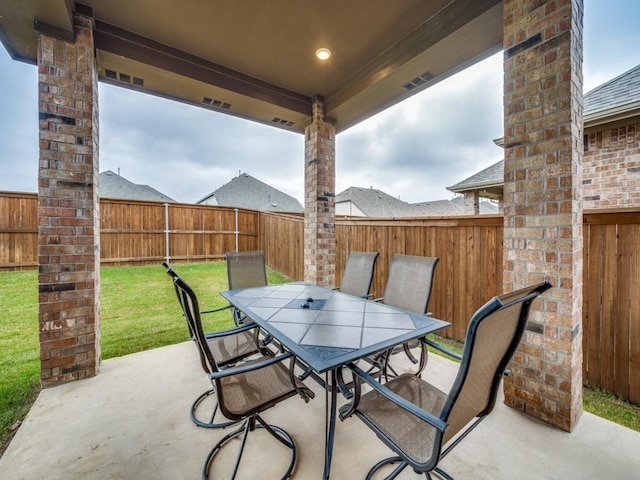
<box><xmin>0</xmin><ymin>0</ymin><xmax>503</xmax><ymax>133</ymax></box>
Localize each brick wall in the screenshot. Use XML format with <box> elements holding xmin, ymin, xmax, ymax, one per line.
<box><xmin>583</xmin><ymin>120</ymin><xmax>640</xmax><ymax>209</ymax></box>
<box><xmin>37</xmin><ymin>12</ymin><xmax>101</xmax><ymax>387</ymax></box>
<box><xmin>502</xmin><ymin>0</ymin><xmax>584</xmax><ymax>431</ymax></box>
<box><xmin>304</xmin><ymin>97</ymin><xmax>336</xmax><ymax>287</ymax></box>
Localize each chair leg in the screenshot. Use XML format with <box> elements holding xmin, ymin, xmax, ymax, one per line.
<box><xmin>191</xmin><ymin>388</ymin><xmax>239</xmax><ymax>429</ymax></box>
<box><xmin>432</xmin><ymin>467</ymin><xmax>455</xmax><ymax>480</ymax></box>
<box><xmin>202</xmin><ymin>416</ymin><xmax>296</xmax><ymax>480</ymax></box>
<box><xmin>366</xmin><ymin>456</ymin><xmax>407</xmax><ymax>480</ymax></box>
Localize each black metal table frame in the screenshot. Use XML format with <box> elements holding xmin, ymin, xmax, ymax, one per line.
<box><xmin>220</xmin><ymin>283</ymin><xmax>449</xmax><ymax>479</ymax></box>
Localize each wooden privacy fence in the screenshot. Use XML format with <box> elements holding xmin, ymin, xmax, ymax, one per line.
<box><xmin>101</xmin><ymin>199</ymin><xmax>260</xmax><ymax>265</ymax></box>
<box><xmin>1</xmin><ymin>191</ymin><xmax>639</xmax><ymax>404</ymax></box>
<box><xmin>0</xmin><ymin>193</ymin><xmax>261</xmax><ymax>269</ymax></box>
<box><xmin>335</xmin><ymin>216</ymin><xmax>504</xmax><ymax>341</ymax></box>
<box><xmin>583</xmin><ymin>210</ymin><xmax>640</xmax><ymax>404</ymax></box>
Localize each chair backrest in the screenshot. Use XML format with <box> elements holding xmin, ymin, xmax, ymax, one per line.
<box><xmin>163</xmin><ymin>261</ymin><xmax>197</xmax><ymax>339</ymax></box>
<box><xmin>339</xmin><ymin>251</ymin><xmax>379</xmax><ymax>297</ymax></box>
<box><xmin>162</xmin><ymin>261</ymin><xmax>219</xmax><ymax>375</ymax></box>
<box><xmin>382</xmin><ymin>254</ymin><xmax>439</xmax><ymax>314</ymax></box>
<box><xmin>172</xmin><ymin>273</ymin><xmax>220</xmax><ymax>376</ymax></box>
<box><xmin>440</xmin><ymin>281</ymin><xmax>552</xmax><ymax>443</ymax></box>
<box><xmin>226</xmin><ymin>251</ymin><xmax>268</xmax><ymax>290</ymax></box>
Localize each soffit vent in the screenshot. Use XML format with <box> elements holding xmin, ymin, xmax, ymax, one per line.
<box><xmin>402</xmin><ymin>71</ymin><xmax>435</xmax><ymax>91</ymax></box>
<box><xmin>202</xmin><ymin>97</ymin><xmax>231</xmax><ymax>109</ymax></box>
<box><xmin>272</xmin><ymin>117</ymin><xmax>295</xmax><ymax>127</ymax></box>
<box><xmin>105</xmin><ymin>69</ymin><xmax>144</xmax><ymax>87</ymax></box>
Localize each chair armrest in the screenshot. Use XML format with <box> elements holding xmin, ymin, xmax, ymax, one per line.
<box><xmin>340</xmin><ymin>363</ymin><xmax>448</xmax><ymax>433</ymax></box>
<box><xmin>201</xmin><ymin>304</ymin><xmax>233</xmax><ymax>315</ymax></box>
<box><xmin>203</xmin><ymin>322</ymin><xmax>256</xmax><ymax>340</ymax></box>
<box><xmin>423</xmin><ymin>337</ymin><xmax>462</xmax><ymax>362</ymax></box>
<box><xmin>209</xmin><ymin>351</ymin><xmax>294</xmax><ymax>379</ymax></box>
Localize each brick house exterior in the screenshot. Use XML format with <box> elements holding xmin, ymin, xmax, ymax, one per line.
<box><xmin>450</xmin><ymin>63</ymin><xmax>640</xmax><ymax>213</ymax></box>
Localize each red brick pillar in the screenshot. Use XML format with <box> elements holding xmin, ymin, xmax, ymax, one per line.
<box><xmin>304</xmin><ymin>97</ymin><xmax>336</xmax><ymax>287</ymax></box>
<box><xmin>37</xmin><ymin>12</ymin><xmax>101</xmax><ymax>387</ymax></box>
<box><xmin>502</xmin><ymin>0</ymin><xmax>584</xmax><ymax>431</ymax></box>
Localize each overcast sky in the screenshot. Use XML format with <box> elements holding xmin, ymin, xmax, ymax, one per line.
<box><xmin>1</xmin><ymin>1</ymin><xmax>640</xmax><ymax>205</ymax></box>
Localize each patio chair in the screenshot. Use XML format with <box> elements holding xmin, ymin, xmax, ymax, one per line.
<box><xmin>339</xmin><ymin>281</ymin><xmax>552</xmax><ymax>480</ymax></box>
<box><xmin>335</xmin><ymin>251</ymin><xmax>379</xmax><ymax>298</ymax></box>
<box><xmin>372</xmin><ymin>254</ymin><xmax>439</xmax><ymax>378</ymax></box>
<box><xmin>171</xmin><ymin>273</ymin><xmax>314</xmax><ymax>480</ymax></box>
<box><xmin>163</xmin><ymin>261</ymin><xmax>266</xmax><ymax>429</ymax></box>
<box><xmin>226</xmin><ymin>251</ymin><xmax>268</xmax><ymax>325</ymax></box>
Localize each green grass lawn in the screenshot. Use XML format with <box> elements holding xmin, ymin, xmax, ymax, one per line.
<box><xmin>0</xmin><ymin>261</ymin><xmax>291</xmax><ymax>454</ymax></box>
<box><xmin>1</xmin><ymin>263</ymin><xmax>639</xmax><ymax>455</ymax></box>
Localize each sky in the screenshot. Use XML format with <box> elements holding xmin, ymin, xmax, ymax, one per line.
<box><xmin>1</xmin><ymin>1</ymin><xmax>640</xmax><ymax>205</ymax></box>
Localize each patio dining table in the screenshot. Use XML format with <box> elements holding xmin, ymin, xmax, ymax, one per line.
<box><xmin>220</xmin><ymin>282</ymin><xmax>450</xmax><ymax>479</ymax></box>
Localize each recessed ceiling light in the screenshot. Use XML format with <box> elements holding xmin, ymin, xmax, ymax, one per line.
<box><xmin>315</xmin><ymin>48</ymin><xmax>331</xmax><ymax>61</ymax></box>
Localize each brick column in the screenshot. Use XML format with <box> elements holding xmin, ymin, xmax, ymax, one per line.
<box><xmin>37</xmin><ymin>12</ymin><xmax>101</xmax><ymax>387</ymax></box>
<box><xmin>304</xmin><ymin>97</ymin><xmax>336</xmax><ymax>287</ymax></box>
<box><xmin>463</xmin><ymin>191</ymin><xmax>480</xmax><ymax>215</ymax></box>
<box><xmin>502</xmin><ymin>0</ymin><xmax>584</xmax><ymax>431</ymax></box>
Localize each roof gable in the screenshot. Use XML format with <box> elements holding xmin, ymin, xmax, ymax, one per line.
<box><xmin>198</xmin><ymin>173</ymin><xmax>303</xmax><ymax>213</ymax></box>
<box><xmin>99</xmin><ymin>171</ymin><xmax>175</xmax><ymax>202</ymax></box>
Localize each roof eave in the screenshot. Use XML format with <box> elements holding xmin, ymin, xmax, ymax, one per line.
<box><xmin>447</xmin><ymin>180</ymin><xmax>503</xmax><ymax>193</ymax></box>
<box><xmin>584</xmin><ymin>102</ymin><xmax>640</xmax><ymax>129</ymax></box>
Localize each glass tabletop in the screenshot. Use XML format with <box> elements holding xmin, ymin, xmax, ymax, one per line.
<box><xmin>220</xmin><ymin>283</ymin><xmax>450</xmax><ymax>373</ymax></box>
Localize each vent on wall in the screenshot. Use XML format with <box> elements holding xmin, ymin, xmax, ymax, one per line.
<box><xmin>272</xmin><ymin>117</ymin><xmax>295</xmax><ymax>127</ymax></box>
<box><xmin>403</xmin><ymin>71</ymin><xmax>435</xmax><ymax>91</ymax></box>
<box><xmin>202</xmin><ymin>97</ymin><xmax>231</xmax><ymax>109</ymax></box>
<box><xmin>105</xmin><ymin>69</ymin><xmax>144</xmax><ymax>87</ymax></box>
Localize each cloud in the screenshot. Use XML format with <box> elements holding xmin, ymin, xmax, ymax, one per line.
<box><xmin>336</xmin><ymin>53</ymin><xmax>504</xmax><ymax>202</ymax></box>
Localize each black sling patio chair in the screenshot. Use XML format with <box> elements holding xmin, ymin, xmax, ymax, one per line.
<box><xmin>339</xmin><ymin>281</ymin><xmax>552</xmax><ymax>480</ymax></box>
<box><xmin>163</xmin><ymin>261</ymin><xmax>268</xmax><ymax>429</ymax></box>
<box><xmin>335</xmin><ymin>251</ymin><xmax>379</xmax><ymax>298</ymax></box>
<box><xmin>371</xmin><ymin>254</ymin><xmax>440</xmax><ymax>379</ymax></box>
<box><xmin>171</xmin><ymin>273</ymin><xmax>315</xmax><ymax>480</ymax></box>
<box><xmin>225</xmin><ymin>251</ymin><xmax>268</xmax><ymax>325</ymax></box>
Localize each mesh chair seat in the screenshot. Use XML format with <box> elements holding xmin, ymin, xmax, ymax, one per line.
<box><xmin>163</xmin><ymin>261</ymin><xmax>265</xmax><ymax>430</ymax></box>
<box><xmin>371</xmin><ymin>254</ymin><xmax>439</xmax><ymax>379</ymax></box>
<box><xmin>340</xmin><ymin>281</ymin><xmax>552</xmax><ymax>479</ymax></box>
<box><xmin>209</xmin><ymin>330</ymin><xmax>260</xmax><ymax>366</ymax></box>
<box><xmin>218</xmin><ymin>356</ymin><xmax>313</xmax><ymax>420</ymax></box>
<box><xmin>357</xmin><ymin>373</ymin><xmax>447</xmax><ymax>464</ymax></box>
<box><xmin>167</xmin><ymin>268</ymin><xmax>314</xmax><ymax>479</ymax></box>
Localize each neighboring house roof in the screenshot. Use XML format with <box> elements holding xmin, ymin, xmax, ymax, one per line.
<box><xmin>446</xmin><ymin>160</ymin><xmax>504</xmax><ymax>199</ymax></box>
<box><xmin>448</xmin><ymin>63</ymin><xmax>640</xmax><ymax>197</ymax></box>
<box><xmin>584</xmin><ymin>63</ymin><xmax>640</xmax><ymax>127</ymax></box>
<box><xmin>336</xmin><ymin>186</ymin><xmax>496</xmax><ymax>217</ymax></box>
<box><xmin>336</xmin><ymin>186</ymin><xmax>410</xmax><ymax>217</ymax></box>
<box><xmin>99</xmin><ymin>170</ymin><xmax>175</xmax><ymax>202</ymax></box>
<box><xmin>411</xmin><ymin>199</ymin><xmax>463</xmax><ymax>216</ymax></box>
<box><xmin>197</xmin><ymin>173</ymin><xmax>303</xmax><ymax>213</ymax></box>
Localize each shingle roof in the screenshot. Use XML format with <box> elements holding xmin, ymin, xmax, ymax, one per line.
<box><xmin>336</xmin><ymin>186</ymin><xmax>495</xmax><ymax>217</ymax></box>
<box><xmin>99</xmin><ymin>171</ymin><xmax>175</xmax><ymax>202</ymax></box>
<box><xmin>584</xmin><ymin>63</ymin><xmax>640</xmax><ymax>120</ymax></box>
<box><xmin>336</xmin><ymin>186</ymin><xmax>409</xmax><ymax>217</ymax></box>
<box><xmin>197</xmin><ymin>173</ymin><xmax>303</xmax><ymax>213</ymax></box>
<box><xmin>447</xmin><ymin>160</ymin><xmax>504</xmax><ymax>193</ymax></box>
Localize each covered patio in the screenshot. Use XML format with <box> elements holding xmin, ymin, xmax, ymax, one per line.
<box><xmin>0</xmin><ymin>341</ymin><xmax>637</xmax><ymax>479</ymax></box>
<box><xmin>0</xmin><ymin>0</ymin><xmax>592</xmax><ymax>474</ymax></box>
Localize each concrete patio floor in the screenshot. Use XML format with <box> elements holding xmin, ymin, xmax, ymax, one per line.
<box><xmin>1</xmin><ymin>341</ymin><xmax>638</xmax><ymax>480</ymax></box>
